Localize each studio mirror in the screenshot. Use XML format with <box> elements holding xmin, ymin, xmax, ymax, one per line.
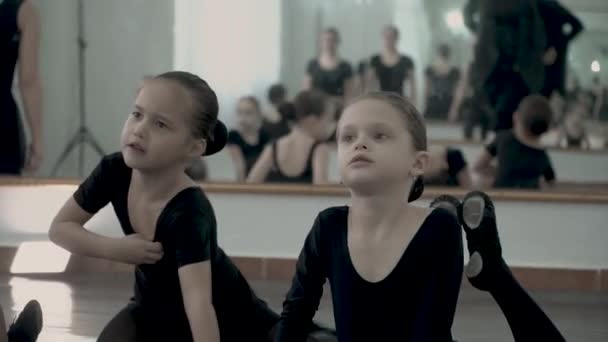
<box><xmin>6</xmin><ymin>0</ymin><xmax>607</xmax><ymax>194</ymax></box>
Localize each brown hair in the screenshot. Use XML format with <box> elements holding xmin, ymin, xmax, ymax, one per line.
<box><xmin>349</xmin><ymin>92</ymin><xmax>427</xmax><ymax>151</ymax></box>
<box><xmin>239</xmin><ymin>96</ymin><xmax>262</xmax><ymax>115</ymax></box>
<box><xmin>384</xmin><ymin>25</ymin><xmax>400</xmax><ymax>38</ymax></box>
<box><xmin>323</xmin><ymin>27</ymin><xmax>341</xmax><ymax>43</ymax></box>
<box><xmin>268</xmin><ymin>84</ymin><xmax>287</xmax><ymax>105</ymax></box>
<box><xmin>518</xmin><ymin>94</ymin><xmax>552</xmax><ymax>136</ymax></box>
<box><xmin>291</xmin><ymin>89</ymin><xmax>328</xmax><ymax>123</ymax></box>
<box><xmin>345</xmin><ymin>91</ymin><xmax>427</xmax><ymax>202</ymax></box>
<box><xmin>154</xmin><ymin>71</ymin><xmax>218</xmax><ymax>140</ymax></box>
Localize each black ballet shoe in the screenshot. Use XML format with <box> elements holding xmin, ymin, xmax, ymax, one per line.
<box><xmin>7</xmin><ymin>300</ymin><xmax>43</xmax><ymax>342</ymax></box>
<box><xmin>461</xmin><ymin>191</ymin><xmax>511</xmax><ymax>291</ymax></box>
<box><xmin>429</xmin><ymin>194</ymin><xmax>462</xmax><ymax>225</ymax></box>
<box><xmin>307</xmin><ymin>330</ymin><xmax>337</xmax><ymax>342</ymax></box>
<box><xmin>306</xmin><ymin>322</ymin><xmax>336</xmax><ymax>342</ymax></box>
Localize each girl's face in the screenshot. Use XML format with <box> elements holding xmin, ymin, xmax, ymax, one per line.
<box><xmin>382</xmin><ymin>28</ymin><xmax>398</xmax><ymax>49</ymax></box>
<box><xmin>336</xmin><ymin>99</ymin><xmax>426</xmax><ymax>191</ymax></box>
<box><xmin>320</xmin><ymin>31</ymin><xmax>339</xmax><ymax>53</ymax></box>
<box><xmin>236</xmin><ymin>99</ymin><xmax>262</xmax><ymax>132</ymax></box>
<box><xmin>121</xmin><ymin>80</ymin><xmax>203</xmax><ymax>171</ymax></box>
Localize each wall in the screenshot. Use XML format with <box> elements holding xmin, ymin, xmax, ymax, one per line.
<box><xmin>174</xmin><ymin>0</ymin><xmax>282</xmax><ymax>128</ymax></box>
<box><xmin>280</xmin><ymin>0</ymin><xmax>321</xmax><ymax>99</ymax></box>
<box><xmin>1</xmin><ymin>184</ymin><xmax>607</xmax><ymax>270</ymax></box>
<box><xmin>13</xmin><ymin>0</ymin><xmax>174</xmax><ymax>178</ymax></box>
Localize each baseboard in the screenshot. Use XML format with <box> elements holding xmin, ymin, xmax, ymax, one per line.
<box><xmin>1</xmin><ymin>246</ymin><xmax>605</xmax><ymax>292</ymax></box>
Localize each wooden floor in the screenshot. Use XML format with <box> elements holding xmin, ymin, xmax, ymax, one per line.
<box><xmin>1</xmin><ymin>273</ymin><xmax>607</xmax><ymax>342</ymax></box>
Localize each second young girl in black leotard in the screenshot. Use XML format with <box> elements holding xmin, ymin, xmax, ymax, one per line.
<box><xmin>276</xmin><ymin>92</ymin><xmax>463</xmax><ymax>341</ymax></box>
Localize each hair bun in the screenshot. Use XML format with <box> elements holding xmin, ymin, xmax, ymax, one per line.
<box><xmin>407</xmin><ymin>176</ymin><xmax>425</xmax><ymax>202</ymax></box>
<box><xmin>278</xmin><ymin>102</ymin><xmax>296</xmax><ymax>122</ymax></box>
<box><xmin>204</xmin><ymin>120</ymin><xmax>228</xmax><ymax>156</ymax></box>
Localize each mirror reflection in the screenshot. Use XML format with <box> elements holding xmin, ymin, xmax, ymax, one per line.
<box><xmin>2</xmin><ymin>0</ymin><xmax>607</xmax><ymax>195</ymax></box>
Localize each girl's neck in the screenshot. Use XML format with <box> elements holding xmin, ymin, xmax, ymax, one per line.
<box><xmin>349</xmin><ymin>185</ymin><xmax>409</xmax><ymax>236</ymax></box>
<box><xmin>131</xmin><ymin>165</ymin><xmax>190</xmax><ymax>201</ymax></box>
<box><xmin>320</xmin><ymin>50</ymin><xmax>338</xmax><ymax>60</ymax></box>
<box><xmin>432</xmin><ymin>58</ymin><xmax>450</xmax><ymax>71</ymax></box>
<box><xmin>238</xmin><ymin>125</ymin><xmax>258</xmax><ymax>137</ymax></box>
<box><xmin>264</xmin><ymin>106</ymin><xmax>282</xmax><ymax>123</ymax></box>
<box><xmin>289</xmin><ymin>125</ymin><xmax>315</xmax><ymax>141</ymax></box>
<box><xmin>382</xmin><ymin>46</ymin><xmax>398</xmax><ymax>56</ymax></box>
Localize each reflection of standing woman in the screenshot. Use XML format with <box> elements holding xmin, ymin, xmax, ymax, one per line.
<box><xmin>423</xmin><ymin>44</ymin><xmax>460</xmax><ymax>121</ymax></box>
<box><xmin>367</xmin><ymin>26</ymin><xmax>416</xmax><ymax>102</ymax></box>
<box><xmin>0</xmin><ymin>0</ymin><xmax>42</xmax><ymax>175</ymax></box>
<box><xmin>304</xmin><ymin>27</ymin><xmax>354</xmax><ymax>103</ymax></box>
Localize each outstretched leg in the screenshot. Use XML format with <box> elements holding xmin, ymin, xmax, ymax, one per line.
<box><xmin>97</xmin><ymin>303</ymin><xmax>138</xmax><ymax>342</ymax></box>
<box><xmin>5</xmin><ymin>300</ymin><xmax>43</xmax><ymax>342</ymax></box>
<box><xmin>1</xmin><ymin>302</ymin><xmax>7</xmax><ymax>342</ymax></box>
<box><xmin>461</xmin><ymin>191</ymin><xmax>566</xmax><ymax>342</ymax></box>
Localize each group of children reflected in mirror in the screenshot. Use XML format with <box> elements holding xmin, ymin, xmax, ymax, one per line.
<box><xmin>222</xmin><ymin>81</ymin><xmax>558</xmax><ymax>191</ymax></box>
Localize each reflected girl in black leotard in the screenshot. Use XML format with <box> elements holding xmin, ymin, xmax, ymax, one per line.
<box><xmin>247</xmin><ymin>90</ymin><xmax>334</xmax><ymax>185</ymax></box>
<box><xmin>304</xmin><ymin>27</ymin><xmax>354</xmax><ymax>116</ymax></box>
<box><xmin>423</xmin><ymin>45</ymin><xmax>461</xmax><ymax>121</ymax></box>
<box><xmin>365</xmin><ymin>25</ymin><xmax>416</xmax><ymax>103</ymax></box>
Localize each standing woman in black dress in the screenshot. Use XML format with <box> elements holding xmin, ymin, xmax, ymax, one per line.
<box><xmin>304</xmin><ymin>27</ymin><xmax>354</xmax><ymax>113</ymax></box>
<box><xmin>366</xmin><ymin>25</ymin><xmax>416</xmax><ymax>103</ymax></box>
<box><xmin>0</xmin><ymin>0</ymin><xmax>42</xmax><ymax>175</ymax></box>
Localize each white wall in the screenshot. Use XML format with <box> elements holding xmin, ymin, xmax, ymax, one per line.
<box><xmin>280</xmin><ymin>0</ymin><xmax>321</xmax><ymax>98</ymax></box>
<box><xmin>1</xmin><ymin>184</ymin><xmax>607</xmax><ymax>269</ymax></box>
<box><xmin>174</xmin><ymin>0</ymin><xmax>282</xmax><ymax>128</ymax></box>
<box><xmin>14</xmin><ymin>0</ymin><xmax>174</xmax><ymax>178</ymax></box>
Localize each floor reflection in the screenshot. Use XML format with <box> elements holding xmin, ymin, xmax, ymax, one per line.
<box><xmin>9</xmin><ymin>277</ymin><xmax>73</xmax><ymax>336</ymax></box>
<box><xmin>1</xmin><ymin>273</ymin><xmax>607</xmax><ymax>342</ymax></box>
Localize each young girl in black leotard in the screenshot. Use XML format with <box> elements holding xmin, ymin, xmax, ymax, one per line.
<box><xmin>226</xmin><ymin>96</ymin><xmax>270</xmax><ymax>181</ymax></box>
<box><xmin>276</xmin><ymin>92</ymin><xmax>463</xmax><ymax>341</ymax></box>
<box><xmin>248</xmin><ymin>90</ymin><xmax>334</xmax><ymax>184</ymax></box>
<box><xmin>431</xmin><ymin>192</ymin><xmax>567</xmax><ymax>342</ymax></box>
<box><xmin>305</xmin><ymin>28</ymin><xmax>354</xmax><ymax>100</ymax></box>
<box><xmin>366</xmin><ymin>26</ymin><xmax>416</xmax><ymax>101</ymax></box>
<box><xmin>49</xmin><ymin>72</ymin><xmax>335</xmax><ymax>342</ymax></box>
<box><xmin>423</xmin><ymin>44</ymin><xmax>460</xmax><ymax>121</ymax></box>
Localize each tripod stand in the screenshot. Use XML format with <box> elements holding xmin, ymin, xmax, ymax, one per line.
<box><xmin>52</xmin><ymin>0</ymin><xmax>104</xmax><ymax>177</ymax></box>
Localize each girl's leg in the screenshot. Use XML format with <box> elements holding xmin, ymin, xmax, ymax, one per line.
<box><xmin>461</xmin><ymin>191</ymin><xmax>566</xmax><ymax>342</ymax></box>
<box><xmin>1</xmin><ymin>303</ymin><xmax>8</xmax><ymax>342</ymax></box>
<box><xmin>97</xmin><ymin>303</ymin><xmax>139</xmax><ymax>342</ymax></box>
<box><xmin>5</xmin><ymin>300</ymin><xmax>42</xmax><ymax>342</ymax></box>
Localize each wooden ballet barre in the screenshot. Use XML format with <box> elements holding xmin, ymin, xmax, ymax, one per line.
<box><xmin>429</xmin><ymin>138</ymin><xmax>608</xmax><ymax>155</ymax></box>
<box><xmin>2</xmin><ymin>177</ymin><xmax>608</xmax><ymax>204</ymax></box>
